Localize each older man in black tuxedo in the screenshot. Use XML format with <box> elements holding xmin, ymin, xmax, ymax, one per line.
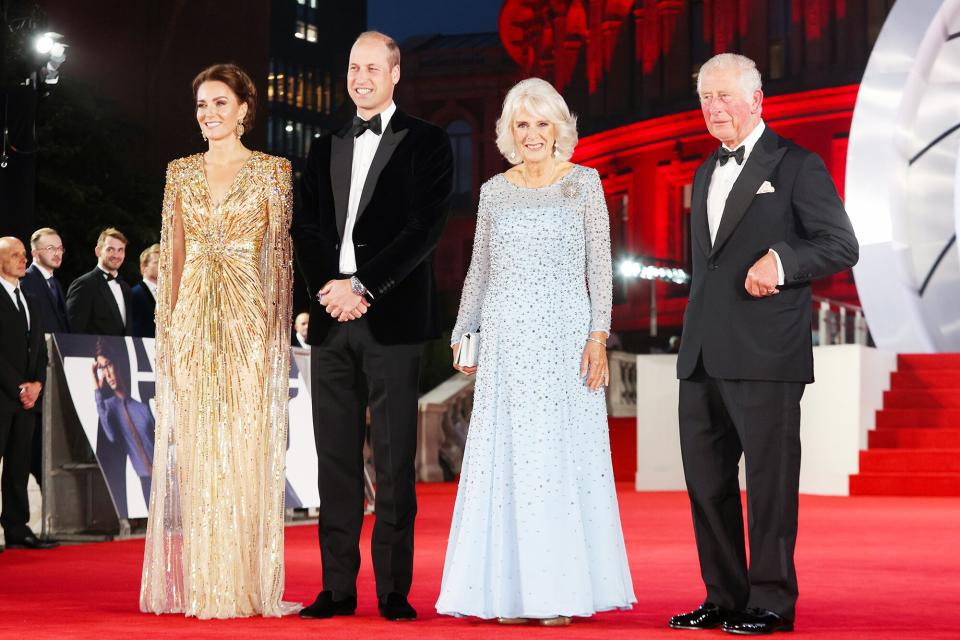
<box><xmin>292</xmin><ymin>30</ymin><xmax>452</xmax><ymax>622</ymax></box>
<box><xmin>669</xmin><ymin>53</ymin><xmax>858</xmax><ymax>635</ymax></box>
<box><xmin>0</xmin><ymin>237</ymin><xmax>57</xmax><ymax>551</ymax></box>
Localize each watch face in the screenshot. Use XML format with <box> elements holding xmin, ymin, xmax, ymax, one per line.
<box><xmin>846</xmin><ymin>0</ymin><xmax>960</xmax><ymax>351</ymax></box>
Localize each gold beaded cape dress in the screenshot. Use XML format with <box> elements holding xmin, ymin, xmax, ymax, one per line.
<box><xmin>140</xmin><ymin>151</ymin><xmax>300</xmax><ymax>618</ymax></box>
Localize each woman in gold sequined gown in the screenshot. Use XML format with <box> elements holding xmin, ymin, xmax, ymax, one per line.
<box><xmin>139</xmin><ymin>64</ymin><xmax>300</xmax><ymax>619</ymax></box>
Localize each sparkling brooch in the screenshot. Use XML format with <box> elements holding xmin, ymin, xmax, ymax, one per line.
<box><xmin>561</xmin><ymin>179</ymin><xmax>580</xmax><ymax>199</ymax></box>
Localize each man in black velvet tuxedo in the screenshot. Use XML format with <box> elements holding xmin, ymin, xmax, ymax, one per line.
<box><xmin>668</xmin><ymin>54</ymin><xmax>858</xmax><ymax>635</ymax></box>
<box><xmin>19</xmin><ymin>227</ymin><xmax>71</xmax><ymax>490</ymax></box>
<box><xmin>292</xmin><ymin>31</ymin><xmax>453</xmax><ymax>622</ymax></box>
<box><xmin>0</xmin><ymin>237</ymin><xmax>57</xmax><ymax>551</ymax></box>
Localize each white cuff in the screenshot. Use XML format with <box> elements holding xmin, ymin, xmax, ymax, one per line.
<box><xmin>768</xmin><ymin>249</ymin><xmax>785</xmax><ymax>286</ymax></box>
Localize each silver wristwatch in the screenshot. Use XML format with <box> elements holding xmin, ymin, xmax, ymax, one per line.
<box><xmin>350</xmin><ymin>276</ymin><xmax>367</xmax><ymax>297</ymax></box>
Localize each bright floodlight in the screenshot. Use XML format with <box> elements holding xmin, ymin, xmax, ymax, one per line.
<box><xmin>35</xmin><ymin>34</ymin><xmax>54</xmax><ymax>54</ymax></box>
<box><xmin>619</xmin><ymin>258</ymin><xmax>642</xmax><ymax>279</ymax></box>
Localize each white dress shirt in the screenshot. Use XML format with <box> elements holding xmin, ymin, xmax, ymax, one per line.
<box><xmin>144</xmin><ymin>278</ymin><xmax>158</xmax><ymax>299</ymax></box>
<box><xmin>99</xmin><ymin>266</ymin><xmax>127</xmax><ymax>325</ymax></box>
<box><xmin>340</xmin><ymin>101</ymin><xmax>397</xmax><ymax>275</ymax></box>
<box><xmin>295</xmin><ymin>333</ymin><xmax>310</xmax><ymax>349</ymax></box>
<box><xmin>2</xmin><ymin>277</ymin><xmax>30</xmax><ymax>330</ymax></box>
<box><xmin>706</xmin><ymin>120</ymin><xmax>784</xmax><ymax>284</ymax></box>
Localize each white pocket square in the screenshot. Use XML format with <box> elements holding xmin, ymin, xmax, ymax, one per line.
<box><xmin>756</xmin><ymin>181</ymin><xmax>775</xmax><ymax>194</ymax></box>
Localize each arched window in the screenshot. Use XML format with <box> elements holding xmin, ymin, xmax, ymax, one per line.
<box><xmin>446</xmin><ymin>120</ymin><xmax>473</xmax><ymax>201</ymax></box>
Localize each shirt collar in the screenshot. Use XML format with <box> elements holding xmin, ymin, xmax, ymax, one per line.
<box><xmin>357</xmin><ymin>101</ymin><xmax>396</xmax><ymax>133</ymax></box>
<box><xmin>32</xmin><ymin>262</ymin><xmax>54</xmax><ymax>280</ymax></box>
<box><xmin>721</xmin><ymin>119</ymin><xmax>765</xmax><ymax>162</ymax></box>
<box><xmin>0</xmin><ymin>276</ymin><xmax>20</xmax><ymax>296</ymax></box>
<box><xmin>98</xmin><ymin>265</ymin><xmax>118</xmax><ymax>280</ymax></box>
<box><xmin>144</xmin><ymin>278</ymin><xmax>158</xmax><ymax>294</ymax></box>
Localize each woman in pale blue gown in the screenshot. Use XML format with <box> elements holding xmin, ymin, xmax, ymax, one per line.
<box><xmin>436</xmin><ymin>78</ymin><xmax>635</xmax><ymax>626</ymax></box>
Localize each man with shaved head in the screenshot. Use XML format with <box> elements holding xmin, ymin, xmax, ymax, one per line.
<box><xmin>0</xmin><ymin>237</ymin><xmax>56</xmax><ymax>550</ymax></box>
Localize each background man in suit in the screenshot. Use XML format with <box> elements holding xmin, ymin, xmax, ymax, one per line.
<box><xmin>669</xmin><ymin>53</ymin><xmax>858</xmax><ymax>635</ymax></box>
<box><xmin>65</xmin><ymin>227</ymin><xmax>133</xmax><ymax>516</ymax></box>
<box><xmin>130</xmin><ymin>243</ymin><xmax>159</xmax><ymax>338</ymax></box>
<box><xmin>292</xmin><ymin>30</ymin><xmax>453</xmax><ymax>622</ymax></box>
<box><xmin>20</xmin><ymin>227</ymin><xmax>71</xmax><ymax>490</ymax></box>
<box><xmin>66</xmin><ymin>227</ymin><xmax>132</xmax><ymax>337</ymax></box>
<box><xmin>292</xmin><ymin>312</ymin><xmax>310</xmax><ymax>349</ymax></box>
<box><xmin>0</xmin><ymin>237</ymin><xmax>57</xmax><ymax>550</ymax></box>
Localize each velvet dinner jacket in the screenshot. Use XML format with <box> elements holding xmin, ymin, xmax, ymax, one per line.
<box><xmin>676</xmin><ymin>126</ymin><xmax>859</xmax><ymax>384</ymax></box>
<box><xmin>292</xmin><ymin>108</ymin><xmax>454</xmax><ymax>346</ymax></box>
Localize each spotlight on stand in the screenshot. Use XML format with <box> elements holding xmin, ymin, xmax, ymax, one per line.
<box><xmin>33</xmin><ymin>32</ymin><xmax>67</xmax><ymax>85</ymax></box>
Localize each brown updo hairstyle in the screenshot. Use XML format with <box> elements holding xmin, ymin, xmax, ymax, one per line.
<box><xmin>192</xmin><ymin>63</ymin><xmax>258</xmax><ymax>131</ymax></box>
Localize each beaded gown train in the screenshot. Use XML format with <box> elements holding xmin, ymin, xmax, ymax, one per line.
<box><xmin>140</xmin><ymin>152</ymin><xmax>300</xmax><ymax>618</ymax></box>
<box><xmin>436</xmin><ymin>165</ymin><xmax>636</xmax><ymax>619</ymax></box>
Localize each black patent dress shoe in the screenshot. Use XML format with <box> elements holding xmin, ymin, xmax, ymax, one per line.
<box><xmin>722</xmin><ymin>608</ymin><xmax>793</xmax><ymax>635</ymax></box>
<box><xmin>299</xmin><ymin>591</ymin><xmax>357</xmax><ymax>619</ymax></box>
<box><xmin>5</xmin><ymin>532</ymin><xmax>59</xmax><ymax>550</ymax></box>
<box><xmin>378</xmin><ymin>592</ymin><xmax>417</xmax><ymax>621</ymax></box>
<box><xmin>669</xmin><ymin>602</ymin><xmax>734</xmax><ymax>630</ymax></box>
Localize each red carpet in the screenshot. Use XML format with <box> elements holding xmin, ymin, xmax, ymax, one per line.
<box><xmin>851</xmin><ymin>353</ymin><xmax>960</xmax><ymax>496</ymax></box>
<box><xmin>1</xmin><ymin>484</ymin><xmax>958</xmax><ymax>639</ymax></box>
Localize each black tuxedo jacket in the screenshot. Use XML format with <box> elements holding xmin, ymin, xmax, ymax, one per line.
<box><xmin>65</xmin><ymin>267</ymin><xmax>133</xmax><ymax>336</ymax></box>
<box><xmin>677</xmin><ymin>127</ymin><xmax>859</xmax><ymax>383</ymax></box>
<box><xmin>20</xmin><ymin>264</ymin><xmax>70</xmax><ymax>334</ymax></box>
<box><xmin>0</xmin><ymin>287</ymin><xmax>48</xmax><ymax>414</ymax></box>
<box><xmin>130</xmin><ymin>281</ymin><xmax>156</xmax><ymax>338</ymax></box>
<box><xmin>292</xmin><ymin>108</ymin><xmax>453</xmax><ymax>345</ymax></box>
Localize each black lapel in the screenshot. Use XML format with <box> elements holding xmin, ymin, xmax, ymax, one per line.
<box><xmin>120</xmin><ymin>279</ymin><xmax>132</xmax><ymax>330</ymax></box>
<box><xmin>96</xmin><ymin>270</ymin><xmax>125</xmax><ymax>331</ymax></box>
<box><xmin>355</xmin><ymin>110</ymin><xmax>410</xmax><ymax>224</ymax></box>
<box><xmin>690</xmin><ymin>155</ymin><xmax>715</xmax><ymax>258</ymax></box>
<box><xmin>330</xmin><ymin>130</ymin><xmax>353</xmax><ymax>239</ymax></box>
<box><xmin>709</xmin><ymin>128</ymin><xmax>787</xmax><ymax>257</ymax></box>
<box><xmin>0</xmin><ymin>286</ymin><xmax>19</xmax><ymax>320</ymax></box>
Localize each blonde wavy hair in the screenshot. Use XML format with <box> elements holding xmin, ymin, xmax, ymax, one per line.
<box><xmin>495</xmin><ymin>78</ymin><xmax>578</xmax><ymax>165</ymax></box>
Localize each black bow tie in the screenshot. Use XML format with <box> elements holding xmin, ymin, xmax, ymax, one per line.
<box><xmin>718</xmin><ymin>145</ymin><xmax>745</xmax><ymax>166</ymax></box>
<box><xmin>350</xmin><ymin>113</ymin><xmax>382</xmax><ymax>137</ymax></box>
<box><xmin>103</xmin><ymin>272</ymin><xmax>116</xmax><ymax>282</ymax></box>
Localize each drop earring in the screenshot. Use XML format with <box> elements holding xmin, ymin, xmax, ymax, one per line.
<box><xmin>235</xmin><ymin>121</ymin><xmax>245</xmax><ymax>138</ymax></box>
<box><xmin>201</xmin><ymin>130</ymin><xmax>207</xmax><ymax>142</ymax></box>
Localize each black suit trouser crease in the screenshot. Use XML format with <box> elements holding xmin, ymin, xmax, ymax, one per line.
<box><xmin>679</xmin><ymin>360</ymin><xmax>805</xmax><ymax>621</ymax></box>
<box><xmin>310</xmin><ymin>317</ymin><xmax>422</xmax><ymax>599</ymax></box>
<box><xmin>0</xmin><ymin>411</ymin><xmax>36</xmax><ymax>539</ymax></box>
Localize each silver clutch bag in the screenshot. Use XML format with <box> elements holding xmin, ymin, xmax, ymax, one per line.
<box><xmin>456</xmin><ymin>332</ymin><xmax>480</xmax><ymax>368</ymax></box>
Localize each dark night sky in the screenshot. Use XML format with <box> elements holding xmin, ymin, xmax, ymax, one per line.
<box><xmin>367</xmin><ymin>0</ymin><xmax>503</xmax><ymax>42</ymax></box>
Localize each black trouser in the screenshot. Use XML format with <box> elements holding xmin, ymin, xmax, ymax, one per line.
<box><xmin>0</xmin><ymin>411</ymin><xmax>36</xmax><ymax>540</ymax></box>
<box><xmin>311</xmin><ymin>318</ymin><xmax>422</xmax><ymax>598</ymax></box>
<box><xmin>678</xmin><ymin>360</ymin><xmax>805</xmax><ymax>621</ymax></box>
